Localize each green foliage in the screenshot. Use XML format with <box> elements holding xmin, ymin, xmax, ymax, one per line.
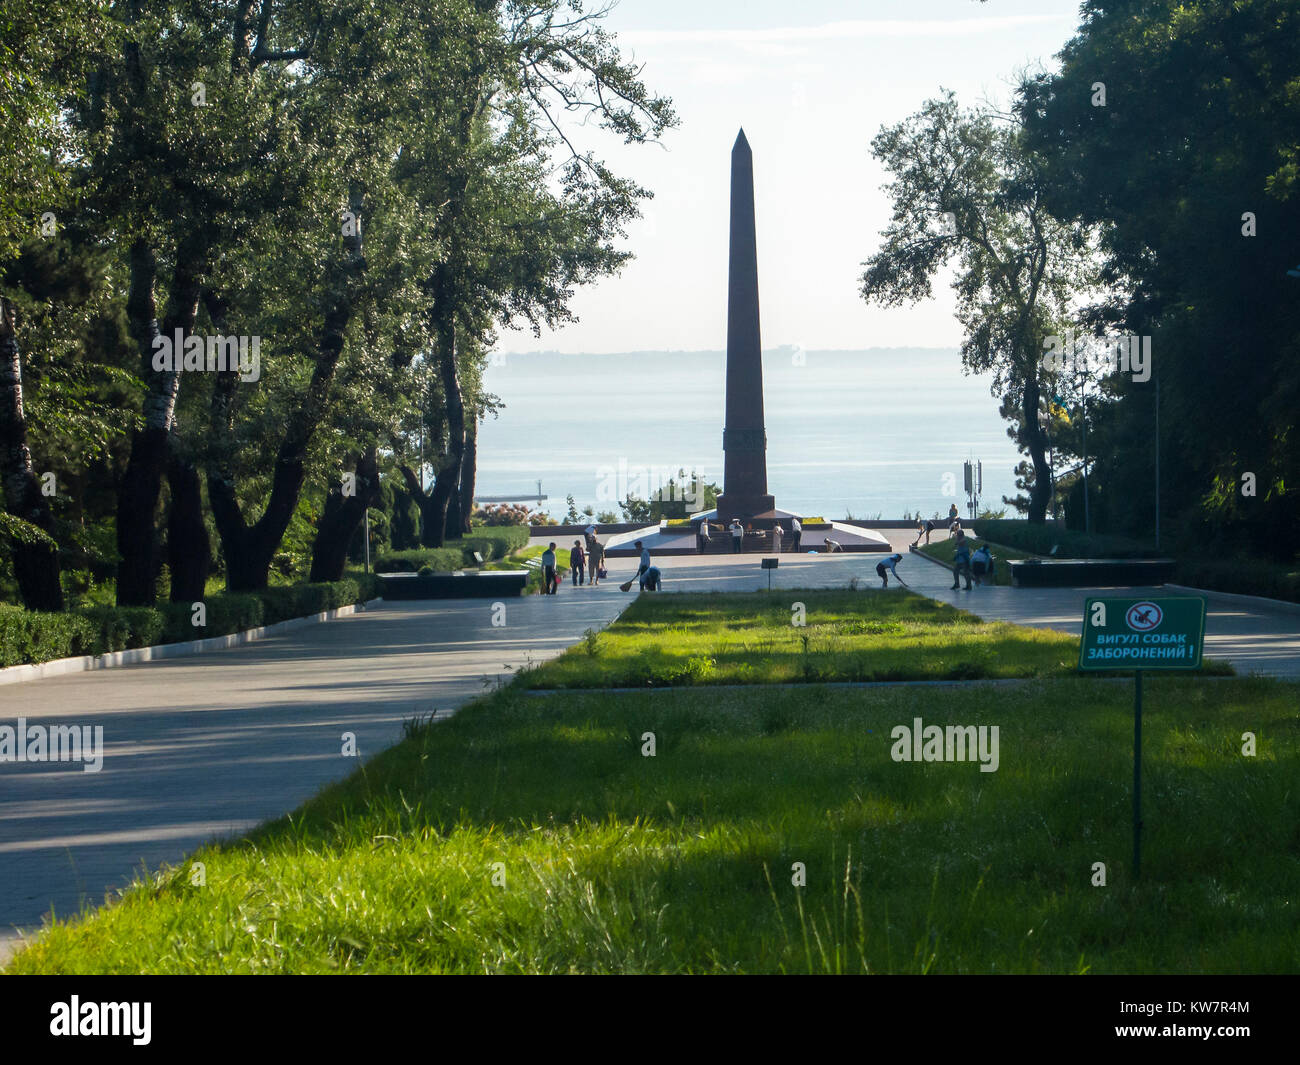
<box><xmin>1174</xmin><ymin>557</ymin><xmax>1300</xmax><ymax>605</ymax></box>
<box><xmin>472</xmin><ymin>503</ymin><xmax>548</xmax><ymax>527</ymax></box>
<box><xmin>8</xmin><ymin>671</ymin><xmax>1291</xmax><ymax>972</ymax></box>
<box><xmin>461</xmin><ymin>525</ymin><xmax>527</xmax><ymax>558</ymax></box>
<box><xmin>0</xmin><ymin>579</ymin><xmax>374</xmax><ymax>668</ymax></box>
<box><xmin>967</xmin><ymin>520</ymin><xmax>1158</xmax><ymax>560</ymax></box>
<box><xmin>376</xmin><ymin>526</ymin><xmax>526</xmax><ymax>572</ymax></box>
<box><xmin>631</xmin><ymin>470</ymin><xmax>719</xmax><ymax>521</ymax></box>
<box><xmin>518</xmin><ymin>589</ymin><xmax>1094</xmax><ymax>689</ymax></box>
<box><xmin>1019</xmin><ymin>0</ymin><xmax>1300</xmax><ymax>555</ymax></box>
<box><xmin>0</xmin><ymin>610</ymin><xmax>98</xmax><ymax>666</ymax></box>
<box><xmin>0</xmin><ymin>512</ymin><xmax>56</xmax><ymax>549</ymax></box>
<box><xmin>861</xmin><ymin>90</ymin><xmax>1101</xmax><ymax>522</ymax></box>
<box><xmin>375</xmin><ymin>548</ymin><xmax>465</xmax><ymax>574</ymax></box>
<box><xmin>80</xmin><ymin>605</ymin><xmax>167</xmax><ymax>652</ymax></box>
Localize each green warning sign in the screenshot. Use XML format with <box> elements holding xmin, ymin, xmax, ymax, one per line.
<box><xmin>1078</xmin><ymin>596</ymin><xmax>1207</xmax><ymax>671</ymax></box>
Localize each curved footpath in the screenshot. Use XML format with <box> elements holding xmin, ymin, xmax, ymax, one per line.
<box><xmin>3</xmin><ymin>546</ymin><xmax>1297</xmax><ymax>962</ymax></box>
<box><xmin>0</xmin><ymin>588</ymin><xmax>628</xmax><ymax>961</ymax></box>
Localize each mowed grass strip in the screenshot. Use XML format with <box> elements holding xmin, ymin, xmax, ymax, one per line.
<box><xmin>9</xmin><ymin>676</ymin><xmax>1297</xmax><ymax>974</ymax></box>
<box><xmin>519</xmin><ymin>588</ymin><xmax>1200</xmax><ymax>689</ymax></box>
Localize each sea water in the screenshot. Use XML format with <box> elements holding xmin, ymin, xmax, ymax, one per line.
<box><xmin>476</xmin><ymin>348</ymin><xmax>1025</xmax><ymax>520</ymax></box>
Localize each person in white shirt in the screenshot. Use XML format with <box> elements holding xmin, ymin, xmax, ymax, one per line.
<box><xmin>698</xmin><ymin>520</ymin><xmax>711</xmax><ymax>553</ymax></box>
<box><xmin>790</xmin><ymin>516</ymin><xmax>802</xmax><ymax>551</ymax></box>
<box><xmin>730</xmin><ymin>520</ymin><xmax>743</xmax><ymax>553</ymax></box>
<box><xmin>772</xmin><ymin>524</ymin><xmax>783</xmax><ymax>553</ymax></box>
<box><xmin>633</xmin><ymin>540</ymin><xmax>653</xmax><ymax>589</ymax></box>
<box><xmin>875</xmin><ymin>553</ymin><xmax>906</xmax><ymax>588</ymax></box>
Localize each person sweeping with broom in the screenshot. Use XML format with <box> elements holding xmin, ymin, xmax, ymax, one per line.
<box><xmin>621</xmin><ymin>540</ymin><xmax>653</xmax><ymax>592</ymax></box>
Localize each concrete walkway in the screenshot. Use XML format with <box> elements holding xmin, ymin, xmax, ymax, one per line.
<box><xmin>0</xmin><ymin>586</ymin><xmax>629</xmax><ymax>960</ymax></box>
<box><xmin>4</xmin><ymin>545</ymin><xmax>1298</xmax><ymax>962</ymax></box>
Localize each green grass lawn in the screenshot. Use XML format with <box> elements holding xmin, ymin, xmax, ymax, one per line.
<box><xmin>2</xmin><ymin>589</ymin><xmax>1264</xmax><ymax>974</ymax></box>
<box><xmin>918</xmin><ymin>539</ymin><xmax>1033</xmax><ymax>586</ymax></box>
<box><xmin>517</xmin><ymin>589</ymin><xmax>1228</xmax><ymax>688</ymax></box>
<box><xmin>486</xmin><ymin>543</ymin><xmax>564</xmax><ymax>594</ymax></box>
<box><xmin>9</xmin><ymin>672</ymin><xmax>1296</xmax><ymax>974</ymax></box>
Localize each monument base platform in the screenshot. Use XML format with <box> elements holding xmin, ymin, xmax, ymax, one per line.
<box><xmin>715</xmin><ymin>494</ymin><xmax>775</xmax><ymax>524</ymax></box>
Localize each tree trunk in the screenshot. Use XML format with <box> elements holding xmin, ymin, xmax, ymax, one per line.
<box><xmin>116</xmin><ymin>237</ymin><xmax>205</xmax><ymax>605</ymax></box>
<box><xmin>166</xmin><ymin>445</ymin><xmax>210</xmax><ymax>602</ymax></box>
<box><xmin>398</xmin><ymin>463</ymin><xmax>438</xmax><ymax>547</ymax></box>
<box><xmin>422</xmin><ymin>292</ymin><xmax>464</xmax><ymax>548</ymax></box>
<box><xmin>0</xmin><ymin>299</ymin><xmax>63</xmax><ymax>611</ymax></box>
<box><xmin>458</xmin><ymin>417</ymin><xmax>477</xmax><ymax>535</ymax></box>
<box><xmin>1021</xmin><ymin>372</ymin><xmax>1053</xmax><ymax>524</ymax></box>
<box><xmin>446</xmin><ymin>469</ymin><xmax>463</xmax><ymax>537</ymax></box>
<box><xmin>207</xmin><ymin>189</ymin><xmax>366</xmax><ymax>591</ymax></box>
<box><xmin>309</xmin><ymin>448</ymin><xmax>378</xmax><ymax>582</ymax></box>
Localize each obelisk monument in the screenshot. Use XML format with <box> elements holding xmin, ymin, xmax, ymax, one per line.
<box><xmin>716</xmin><ymin>128</ymin><xmax>775</xmax><ymax>524</ymax></box>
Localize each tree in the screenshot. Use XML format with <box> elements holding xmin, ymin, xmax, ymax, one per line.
<box><xmin>0</xmin><ymin>0</ymin><xmax>113</xmax><ymax>610</ymax></box>
<box><xmin>860</xmin><ymin>91</ymin><xmax>1097</xmax><ymax>523</ymax></box>
<box><xmin>1019</xmin><ymin>0</ymin><xmax>1300</xmax><ymax>554</ymax></box>
<box><xmin>394</xmin><ymin>0</ymin><xmax>676</xmax><ymax>547</ymax></box>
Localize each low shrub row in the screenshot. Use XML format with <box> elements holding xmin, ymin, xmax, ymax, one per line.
<box><xmin>0</xmin><ymin>578</ymin><xmax>376</xmax><ymax>669</ymax></box>
<box><xmin>968</xmin><ymin>520</ymin><xmax>1159</xmax><ymax>559</ymax></box>
<box><xmin>375</xmin><ymin>525</ymin><xmax>529</xmax><ymax>573</ymax></box>
<box><xmin>1174</xmin><ymin>557</ymin><xmax>1300</xmax><ymax>604</ymax></box>
<box><xmin>375</xmin><ymin>548</ymin><xmax>464</xmax><ymax>573</ymax></box>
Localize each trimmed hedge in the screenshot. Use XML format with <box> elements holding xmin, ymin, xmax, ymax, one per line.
<box><xmin>375</xmin><ymin>526</ymin><xmax>529</xmax><ymax>573</ymax></box>
<box><xmin>0</xmin><ymin>578</ymin><xmax>374</xmax><ymax>669</ymax></box>
<box><xmin>1175</xmin><ymin>557</ymin><xmax>1300</xmax><ymax>605</ymax></box>
<box><xmin>375</xmin><ymin>548</ymin><xmax>464</xmax><ymax>573</ymax></box>
<box><xmin>0</xmin><ymin>611</ymin><xmax>98</xmax><ymax>667</ymax></box>
<box><xmin>81</xmin><ymin>606</ymin><xmax>168</xmax><ymax>652</ymax></box>
<box><xmin>969</xmin><ymin>520</ymin><xmax>1159</xmax><ymax>559</ymax></box>
<box><xmin>460</xmin><ymin>527</ymin><xmax>527</xmax><ymax>561</ymax></box>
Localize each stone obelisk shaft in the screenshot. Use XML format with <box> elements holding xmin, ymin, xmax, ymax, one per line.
<box><xmin>718</xmin><ymin>128</ymin><xmax>774</xmax><ymax>523</ymax></box>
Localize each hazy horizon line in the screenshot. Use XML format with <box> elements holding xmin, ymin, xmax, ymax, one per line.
<box><xmin>497</xmin><ymin>345</ymin><xmax>962</xmax><ymax>358</ymax></box>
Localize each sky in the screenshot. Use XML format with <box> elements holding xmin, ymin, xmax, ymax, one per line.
<box><xmin>503</xmin><ymin>0</ymin><xmax>1087</xmax><ymax>354</ymax></box>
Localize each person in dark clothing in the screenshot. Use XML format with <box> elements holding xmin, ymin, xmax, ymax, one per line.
<box><xmin>569</xmin><ymin>540</ymin><xmax>585</xmax><ymax>586</ymax></box>
<box><xmin>951</xmin><ymin>538</ymin><xmax>973</xmax><ymax>590</ymax></box>
<box><xmin>542</xmin><ymin>542</ymin><xmax>558</xmax><ymax>595</ymax></box>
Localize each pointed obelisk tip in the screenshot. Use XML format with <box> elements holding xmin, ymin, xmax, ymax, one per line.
<box><xmin>733</xmin><ymin>127</ymin><xmax>750</xmax><ymax>153</ymax></box>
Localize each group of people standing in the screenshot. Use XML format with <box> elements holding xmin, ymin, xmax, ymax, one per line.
<box><xmin>697</xmin><ymin>517</ymin><xmax>802</xmax><ymax>554</ymax></box>
<box><xmin>903</xmin><ymin>504</ymin><xmax>995</xmax><ymax>590</ymax></box>
<box><xmin>949</xmin><ymin>525</ymin><xmax>993</xmax><ymax>590</ymax></box>
<box><xmin>539</xmin><ymin>526</ymin><xmax>607</xmax><ymax>594</ymax></box>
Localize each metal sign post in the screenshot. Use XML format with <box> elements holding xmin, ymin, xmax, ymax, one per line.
<box><xmin>1079</xmin><ymin>597</ymin><xmax>1207</xmax><ymax>881</ymax></box>
<box><xmin>761</xmin><ymin>557</ymin><xmax>778</xmax><ymax>589</ymax></box>
<box><xmin>1133</xmin><ymin>669</ymin><xmax>1142</xmax><ymax>879</ymax></box>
